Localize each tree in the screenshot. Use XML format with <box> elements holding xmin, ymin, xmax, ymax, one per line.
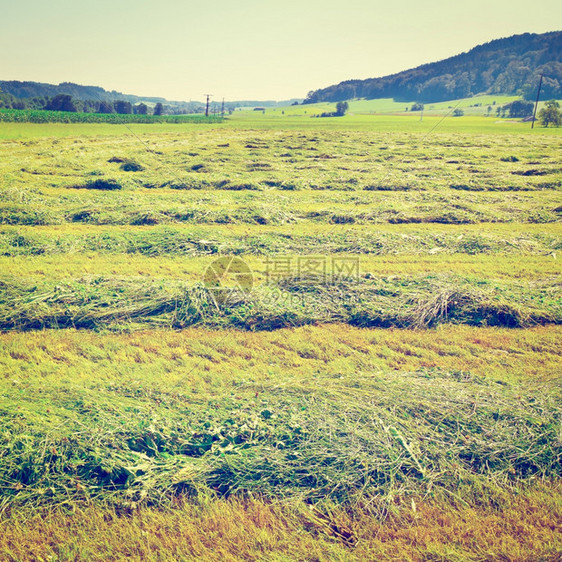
<box><xmin>538</xmin><ymin>100</ymin><xmax>562</xmax><ymax>127</ymax></box>
<box><xmin>114</xmin><ymin>100</ymin><xmax>132</xmax><ymax>114</ymax></box>
<box><xmin>452</xmin><ymin>108</ymin><xmax>464</xmax><ymax>117</ymax></box>
<box><xmin>411</xmin><ymin>102</ymin><xmax>424</xmax><ymax>112</ymax></box>
<box><xmin>335</xmin><ymin>101</ymin><xmax>349</xmax><ymax>116</ymax></box>
<box><xmin>45</xmin><ymin>94</ymin><xmax>77</xmax><ymax>112</ymax></box>
<box><xmin>82</xmin><ymin>100</ymin><xmax>99</xmax><ymax>113</ymax></box>
<box><xmin>134</xmin><ymin>103</ymin><xmax>148</xmax><ymax>115</ymax></box>
<box><xmin>97</xmin><ymin>101</ymin><xmax>113</xmax><ymax>114</ymax></box>
<box><xmin>153</xmin><ymin>103</ymin><xmax>164</xmax><ymax>116</ymax></box>
<box><xmin>503</xmin><ymin>99</ymin><xmax>533</xmax><ymax>118</ymax></box>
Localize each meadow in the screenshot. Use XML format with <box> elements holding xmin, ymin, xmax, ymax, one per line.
<box><xmin>0</xmin><ymin>106</ymin><xmax>561</xmax><ymax>560</ymax></box>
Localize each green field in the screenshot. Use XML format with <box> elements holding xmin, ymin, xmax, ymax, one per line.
<box><xmin>1</xmin><ymin>95</ymin><xmax>561</xmax><ymax>140</ymax></box>
<box><xmin>0</xmin><ymin>108</ymin><xmax>223</xmax><ymax>125</ymax></box>
<box><xmin>0</xmin><ymin>107</ymin><xmax>561</xmax><ymax>560</ymax></box>
<box><xmin>245</xmin><ymin>95</ymin><xmax>522</xmax><ymax>117</ymax></box>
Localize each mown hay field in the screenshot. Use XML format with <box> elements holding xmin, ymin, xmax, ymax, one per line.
<box><xmin>0</xmin><ymin>114</ymin><xmax>561</xmax><ymax>560</ymax></box>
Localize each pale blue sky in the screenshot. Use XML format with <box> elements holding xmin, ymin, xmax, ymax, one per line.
<box><xmin>1</xmin><ymin>0</ymin><xmax>560</xmax><ymax>101</ymax></box>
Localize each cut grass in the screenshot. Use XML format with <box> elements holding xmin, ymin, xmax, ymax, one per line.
<box><xmin>1</xmin><ymin>223</ymin><xmax>560</xmax><ymax>258</ymax></box>
<box><xmin>0</xmin><ymin>326</ymin><xmax>560</xmax><ymax>510</ymax></box>
<box><xmin>0</xmin><ymin>274</ymin><xmax>559</xmax><ymax>331</ymax></box>
<box><xmin>1</xmin><ymin>253</ymin><xmax>559</xmax><ymax>283</ymax></box>
<box><xmin>0</xmin><ymin>117</ymin><xmax>560</xmax><ymax>557</ymax></box>
<box><xmin>2</xmin><ymin>129</ymin><xmax>560</xmax><ymax>233</ymax></box>
<box><xmin>1</xmin><ymin>482</ymin><xmax>561</xmax><ymax>561</ymax></box>
<box><xmin>73</xmin><ymin>178</ymin><xmax>123</xmax><ymax>190</ymax></box>
<box><xmin>2</xmin><ymin>324</ymin><xmax>560</xmax><ymax>394</ymax></box>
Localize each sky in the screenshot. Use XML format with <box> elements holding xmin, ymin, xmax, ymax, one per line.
<box><xmin>1</xmin><ymin>0</ymin><xmax>560</xmax><ymax>102</ymax></box>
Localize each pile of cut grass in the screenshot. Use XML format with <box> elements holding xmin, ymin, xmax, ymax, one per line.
<box><xmin>71</xmin><ymin>178</ymin><xmax>122</xmax><ymax>190</ymax></box>
<box><xmin>1</xmin><ymin>225</ymin><xmax>559</xmax><ymax>258</ymax></box>
<box><xmin>1</xmin><ymin>196</ymin><xmax>559</xmax><ymax>226</ymax></box>
<box><xmin>0</xmin><ymin>274</ymin><xmax>558</xmax><ymax>331</ymax></box>
<box><xmin>1</xmin><ymin>365</ymin><xmax>560</xmax><ymax>509</ymax></box>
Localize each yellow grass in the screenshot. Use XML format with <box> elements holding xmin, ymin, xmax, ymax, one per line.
<box><xmin>1</xmin><ymin>481</ymin><xmax>560</xmax><ymax>561</ymax></box>
<box><xmin>1</xmin><ymin>252</ymin><xmax>559</xmax><ymax>282</ymax></box>
<box><xmin>1</xmin><ymin>325</ymin><xmax>560</xmax><ymax>391</ymax></box>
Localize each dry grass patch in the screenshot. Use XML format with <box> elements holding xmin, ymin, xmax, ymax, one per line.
<box><xmin>1</xmin><ymin>482</ymin><xmax>560</xmax><ymax>561</ymax></box>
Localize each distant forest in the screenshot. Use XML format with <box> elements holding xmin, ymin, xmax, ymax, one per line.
<box><xmin>304</xmin><ymin>32</ymin><xmax>562</xmax><ymax>104</ymax></box>
<box><xmin>0</xmin><ymin>94</ymin><xmax>186</xmax><ymax>116</ymax></box>
<box><xmin>0</xmin><ymin>83</ymin><xmax>205</xmax><ymax>115</ymax></box>
<box><xmin>0</xmin><ymin>80</ymin><xmax>301</xmax><ymax>115</ymax></box>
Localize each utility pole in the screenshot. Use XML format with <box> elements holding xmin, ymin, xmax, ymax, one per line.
<box><xmin>531</xmin><ymin>74</ymin><xmax>543</xmax><ymax>129</ymax></box>
<box><xmin>221</xmin><ymin>98</ymin><xmax>225</xmax><ymax>116</ymax></box>
<box><xmin>205</xmin><ymin>94</ymin><xmax>212</xmax><ymax>117</ymax></box>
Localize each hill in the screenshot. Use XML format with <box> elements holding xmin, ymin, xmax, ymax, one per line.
<box><xmin>0</xmin><ymin>80</ymin><xmax>167</xmax><ymax>104</ymax></box>
<box><xmin>0</xmin><ymin>80</ymin><xmax>302</xmax><ymax>113</ymax></box>
<box><xmin>304</xmin><ymin>31</ymin><xmax>562</xmax><ymax>104</ymax></box>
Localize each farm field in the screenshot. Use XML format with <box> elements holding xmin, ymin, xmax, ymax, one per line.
<box><xmin>0</xmin><ymin>108</ymin><xmax>223</xmax><ymax>125</ymax></box>
<box><xmin>0</xmin><ymin>114</ymin><xmax>561</xmax><ymax>560</ymax></box>
<box><xmin>2</xmin><ymin>98</ymin><xmax>562</xmax><ymax>140</ymax></box>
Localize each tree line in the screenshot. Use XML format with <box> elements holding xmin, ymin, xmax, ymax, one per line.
<box><xmin>0</xmin><ymin>93</ymin><xmax>183</xmax><ymax>116</ymax></box>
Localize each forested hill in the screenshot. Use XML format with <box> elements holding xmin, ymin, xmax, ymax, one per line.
<box><xmin>0</xmin><ymin>80</ymin><xmax>302</xmax><ymax>111</ymax></box>
<box><xmin>0</xmin><ymin>81</ymin><xmax>166</xmax><ymax>104</ymax></box>
<box><xmin>304</xmin><ymin>31</ymin><xmax>562</xmax><ymax>104</ymax></box>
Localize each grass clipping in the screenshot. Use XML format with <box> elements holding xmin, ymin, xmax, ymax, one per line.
<box><xmin>0</xmin><ymin>274</ymin><xmax>559</xmax><ymax>331</ymax></box>
<box><xmin>0</xmin><ymin>368</ymin><xmax>560</xmax><ymax>510</ymax></box>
